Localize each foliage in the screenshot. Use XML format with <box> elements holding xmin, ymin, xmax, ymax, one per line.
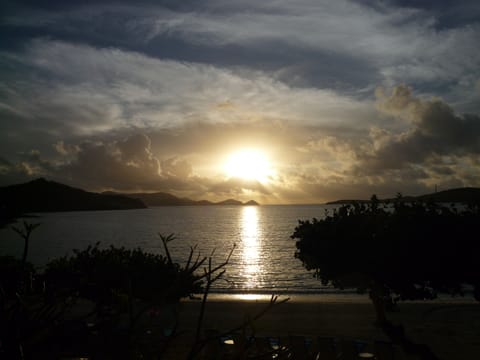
<box><xmin>0</xmin><ymin>222</ymin><xmax>39</xmax><ymax>299</ymax></box>
<box><xmin>0</xmin><ymin>223</ymin><xmax>291</xmax><ymax>359</ymax></box>
<box><xmin>0</xmin><ymin>255</ymin><xmax>35</xmax><ymax>299</ymax></box>
<box><xmin>1</xmin><ymin>222</ymin><xmax>48</xmax><ymax>359</ymax></box>
<box><xmin>11</xmin><ymin>221</ymin><xmax>40</xmax><ymax>270</ymax></box>
<box><xmin>44</xmin><ymin>240</ymin><xmax>205</xmax><ymax>310</ymax></box>
<box><xmin>292</xmin><ymin>198</ymin><xmax>480</xmax><ymax>304</ymax></box>
<box><xmin>0</xmin><ymin>230</ymin><xmax>212</xmax><ymax>359</ymax></box>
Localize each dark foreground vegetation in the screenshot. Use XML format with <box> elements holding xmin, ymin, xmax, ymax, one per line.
<box><xmin>0</xmin><ymin>227</ymin><xmax>235</xmax><ymax>359</ymax></box>
<box><xmin>0</xmin><ymin>226</ymin><xmax>286</xmax><ymax>359</ymax></box>
<box><xmin>292</xmin><ymin>196</ymin><xmax>480</xmax><ymax>359</ymax></box>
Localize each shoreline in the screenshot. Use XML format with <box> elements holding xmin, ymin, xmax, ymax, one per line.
<box><xmin>187</xmin><ymin>292</ymin><xmax>478</xmax><ymax>304</ymax></box>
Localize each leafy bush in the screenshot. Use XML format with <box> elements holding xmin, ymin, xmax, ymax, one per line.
<box><xmin>44</xmin><ymin>243</ymin><xmax>203</xmax><ymax>307</ymax></box>
<box><xmin>0</xmin><ymin>255</ymin><xmax>35</xmax><ymax>298</ymax></box>
<box><xmin>292</xmin><ymin>198</ymin><xmax>480</xmax><ymax>317</ymax></box>
<box><xmin>1</xmin><ymin>231</ymin><xmax>228</xmax><ymax>358</ymax></box>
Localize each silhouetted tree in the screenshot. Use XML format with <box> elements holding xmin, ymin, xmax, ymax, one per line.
<box><xmin>292</xmin><ymin>197</ymin><xmax>480</xmax><ymax>324</ymax></box>
<box><xmin>11</xmin><ymin>222</ymin><xmax>40</xmax><ymax>274</ymax></box>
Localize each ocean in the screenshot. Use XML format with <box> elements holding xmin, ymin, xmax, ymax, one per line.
<box><xmin>0</xmin><ymin>205</ymin><xmax>341</xmax><ymax>294</ymax></box>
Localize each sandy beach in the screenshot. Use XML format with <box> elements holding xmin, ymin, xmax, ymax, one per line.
<box><xmin>160</xmin><ymin>294</ymin><xmax>480</xmax><ymax>359</ymax></box>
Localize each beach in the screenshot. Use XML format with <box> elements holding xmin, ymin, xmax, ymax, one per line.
<box><xmin>160</xmin><ymin>294</ymin><xmax>480</xmax><ymax>359</ymax></box>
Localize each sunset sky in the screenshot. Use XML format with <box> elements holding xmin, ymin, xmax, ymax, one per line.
<box><xmin>1</xmin><ymin>0</ymin><xmax>480</xmax><ymax>203</ymax></box>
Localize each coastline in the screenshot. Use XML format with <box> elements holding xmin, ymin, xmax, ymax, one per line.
<box><xmin>188</xmin><ymin>292</ymin><xmax>478</xmax><ymax>304</ymax></box>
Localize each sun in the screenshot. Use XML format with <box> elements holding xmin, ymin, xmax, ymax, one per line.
<box><xmin>223</xmin><ymin>149</ymin><xmax>274</xmax><ymax>183</ymax></box>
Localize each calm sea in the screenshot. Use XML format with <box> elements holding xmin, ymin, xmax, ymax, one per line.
<box><xmin>0</xmin><ymin>205</ymin><xmax>340</xmax><ymax>294</ymax></box>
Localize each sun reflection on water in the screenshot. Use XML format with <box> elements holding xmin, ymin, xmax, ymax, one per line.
<box><xmin>241</xmin><ymin>206</ymin><xmax>262</xmax><ymax>289</ymax></box>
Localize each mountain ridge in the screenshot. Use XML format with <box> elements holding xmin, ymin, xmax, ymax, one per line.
<box><xmin>0</xmin><ymin>178</ymin><xmax>147</xmax><ymax>226</ymax></box>
<box><xmin>326</xmin><ymin>187</ymin><xmax>480</xmax><ymax>205</ymax></box>
<box><xmin>103</xmin><ymin>191</ymin><xmax>259</xmax><ymax>207</ymax></box>
<box><xmin>0</xmin><ymin>178</ymin><xmax>260</xmax><ymax>226</ymax></box>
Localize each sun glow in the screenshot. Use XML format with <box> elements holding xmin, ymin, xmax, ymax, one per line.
<box><xmin>223</xmin><ymin>149</ymin><xmax>274</xmax><ymax>183</ymax></box>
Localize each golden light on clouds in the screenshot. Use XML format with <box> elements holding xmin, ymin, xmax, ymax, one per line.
<box><xmin>223</xmin><ymin>148</ymin><xmax>275</xmax><ymax>183</ymax></box>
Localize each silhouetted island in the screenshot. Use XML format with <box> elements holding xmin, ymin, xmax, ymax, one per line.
<box><xmin>326</xmin><ymin>187</ymin><xmax>480</xmax><ymax>205</ymax></box>
<box><xmin>0</xmin><ymin>180</ymin><xmax>259</xmax><ymax>221</ymax></box>
<box><xmin>0</xmin><ymin>178</ymin><xmax>146</xmax><ymax>225</ymax></box>
<box><xmin>106</xmin><ymin>191</ymin><xmax>259</xmax><ymax>207</ymax></box>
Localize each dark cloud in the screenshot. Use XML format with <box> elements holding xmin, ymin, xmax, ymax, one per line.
<box><xmin>59</xmin><ymin>134</ymin><xmax>161</xmax><ymax>191</ymax></box>
<box><xmin>275</xmin><ymin>170</ymin><xmax>434</xmax><ymax>203</ymax></box>
<box><xmin>392</xmin><ymin>0</ymin><xmax>480</xmax><ymax>27</ymax></box>
<box><xmin>367</xmin><ymin>85</ymin><xmax>480</xmax><ymax>168</ymax></box>
<box><xmin>0</xmin><ymin>152</ymin><xmax>53</xmax><ymax>186</ymax></box>
<box><xmin>429</xmin><ymin>165</ymin><xmax>455</xmax><ymax>176</ymax></box>
<box><xmin>0</xmin><ymin>6</ymin><xmax>380</xmax><ymax>92</ymax></box>
<box><xmin>1</xmin><ymin>0</ymin><xmax>197</xmax><ymax>12</ymax></box>
<box><xmin>2</xmin><ymin>0</ymin><xmax>478</xmax><ymax>103</ymax></box>
<box><xmin>0</xmin><ymin>157</ymin><xmax>32</xmax><ymax>186</ymax></box>
<box><xmin>160</xmin><ymin>157</ymin><xmax>193</xmax><ymax>179</ymax></box>
<box><xmin>53</xmin><ymin>134</ymin><xmax>197</xmax><ymax>193</ymax></box>
<box><xmin>358</xmin><ymin>0</ymin><xmax>480</xmax><ymax>29</ymax></box>
<box><xmin>54</xmin><ymin>141</ymin><xmax>80</xmax><ymax>156</ymax></box>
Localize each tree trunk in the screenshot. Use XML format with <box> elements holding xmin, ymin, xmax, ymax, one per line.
<box><xmin>369</xmin><ymin>283</ymin><xmax>388</xmax><ymax>326</ymax></box>
<box><xmin>369</xmin><ymin>283</ymin><xmax>440</xmax><ymax>360</ymax></box>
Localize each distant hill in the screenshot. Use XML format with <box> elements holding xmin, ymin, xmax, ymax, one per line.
<box><xmin>216</xmin><ymin>199</ymin><xmax>243</xmax><ymax>206</ymax></box>
<box><xmin>0</xmin><ymin>178</ymin><xmax>146</xmax><ymax>224</ymax></box>
<box><xmin>119</xmin><ymin>192</ymin><xmax>199</xmax><ymax>206</ymax></box>
<box><xmin>113</xmin><ymin>191</ymin><xmax>259</xmax><ymax>207</ymax></box>
<box><xmin>0</xmin><ymin>178</ymin><xmax>259</xmax><ymax>227</ymax></box>
<box><xmin>416</xmin><ymin>187</ymin><xmax>480</xmax><ymax>203</ymax></box>
<box><xmin>326</xmin><ymin>187</ymin><xmax>480</xmax><ymax>205</ymax></box>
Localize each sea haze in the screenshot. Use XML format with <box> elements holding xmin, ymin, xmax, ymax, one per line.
<box><xmin>0</xmin><ymin>205</ymin><xmax>341</xmax><ymax>294</ymax></box>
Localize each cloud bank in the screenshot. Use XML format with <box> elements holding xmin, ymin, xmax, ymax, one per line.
<box><xmin>1</xmin><ymin>1</ymin><xmax>480</xmax><ymax>202</ymax></box>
